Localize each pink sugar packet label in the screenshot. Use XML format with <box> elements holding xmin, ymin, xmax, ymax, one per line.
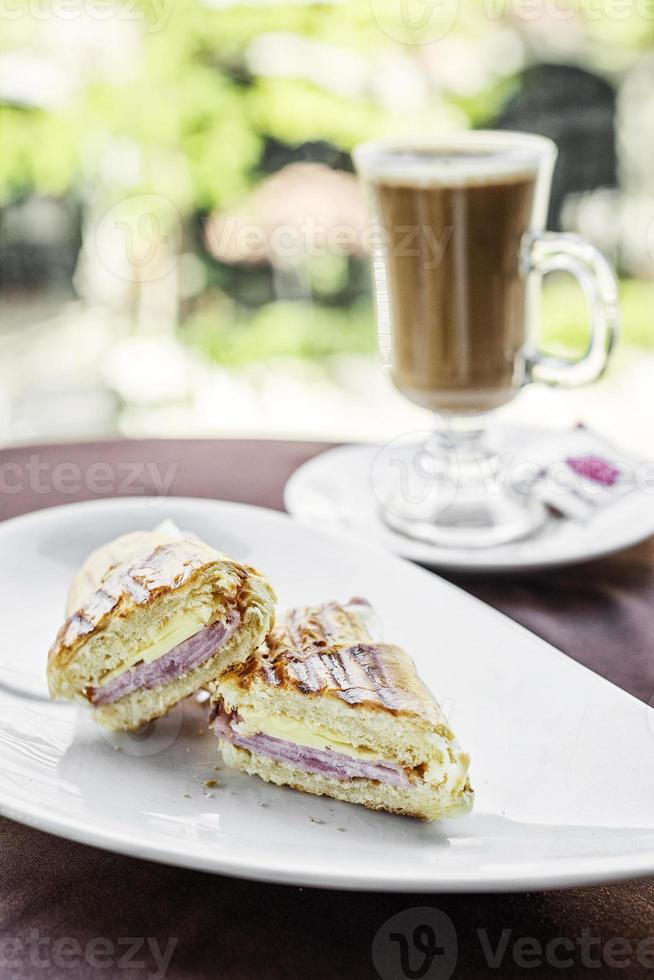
<box><xmin>503</xmin><ymin>426</ymin><xmax>650</xmax><ymax>522</ymax></box>
<box><xmin>565</xmin><ymin>454</ymin><xmax>622</xmax><ymax>487</ymax></box>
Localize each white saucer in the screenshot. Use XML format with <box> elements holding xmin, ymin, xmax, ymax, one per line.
<box><xmin>284</xmin><ymin>442</ymin><xmax>654</xmax><ymax>573</ymax></box>
<box><xmin>0</xmin><ymin>496</ymin><xmax>653</xmax><ymax>891</ymax></box>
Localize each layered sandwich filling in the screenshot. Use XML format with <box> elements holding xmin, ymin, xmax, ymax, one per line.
<box><xmin>87</xmin><ymin>610</ymin><xmax>241</xmax><ymax>705</ymax></box>
<box><xmin>213</xmin><ymin>704</ymin><xmax>409</xmax><ymax>787</ymax></box>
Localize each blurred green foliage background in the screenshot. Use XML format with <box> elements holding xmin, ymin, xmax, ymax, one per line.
<box><xmin>1</xmin><ymin>0</ymin><xmax>653</xmax><ymax>374</ymax></box>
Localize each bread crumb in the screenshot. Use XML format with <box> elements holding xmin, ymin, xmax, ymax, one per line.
<box><xmin>309</xmin><ymin>816</ymin><xmax>324</xmax><ymax>825</ymax></box>
<box><xmin>203</xmin><ymin>779</ymin><xmax>219</xmax><ymax>789</ymax></box>
<box><xmin>336</xmin><ymin>827</ymin><xmax>346</xmax><ymax>833</ymax></box>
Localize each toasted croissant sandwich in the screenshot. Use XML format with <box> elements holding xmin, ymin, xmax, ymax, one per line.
<box><xmin>210</xmin><ymin>600</ymin><xmax>472</xmax><ymax>820</ymax></box>
<box><xmin>48</xmin><ymin>524</ymin><xmax>276</xmax><ymax>731</ymax></box>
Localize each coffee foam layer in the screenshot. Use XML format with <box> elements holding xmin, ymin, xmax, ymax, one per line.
<box><xmin>359</xmin><ymin>147</ymin><xmax>541</xmax><ymax>188</ymax></box>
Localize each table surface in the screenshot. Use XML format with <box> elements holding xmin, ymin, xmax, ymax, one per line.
<box><xmin>0</xmin><ymin>438</ymin><xmax>652</xmax><ymax>980</ymax></box>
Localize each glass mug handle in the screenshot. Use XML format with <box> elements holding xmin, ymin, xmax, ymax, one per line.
<box><xmin>522</xmin><ymin>231</ymin><xmax>620</xmax><ymax>387</ymax></box>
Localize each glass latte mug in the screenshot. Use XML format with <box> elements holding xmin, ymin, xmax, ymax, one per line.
<box><xmin>353</xmin><ymin>131</ymin><xmax>620</xmax><ymax>548</ymax></box>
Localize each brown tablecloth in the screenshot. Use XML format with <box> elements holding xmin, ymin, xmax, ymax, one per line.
<box><xmin>0</xmin><ymin>439</ymin><xmax>652</xmax><ymax>980</ymax></box>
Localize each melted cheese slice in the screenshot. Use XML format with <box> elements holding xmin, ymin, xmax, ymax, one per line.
<box><xmin>232</xmin><ymin>706</ymin><xmax>384</xmax><ymax>762</ymax></box>
<box><xmin>98</xmin><ymin>609</ymin><xmax>210</xmax><ymax>687</ymax></box>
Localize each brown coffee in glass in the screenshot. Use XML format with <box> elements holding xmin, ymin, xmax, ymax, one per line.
<box><xmin>354</xmin><ymin>132</ymin><xmax>619</xmax><ymax>547</ymax></box>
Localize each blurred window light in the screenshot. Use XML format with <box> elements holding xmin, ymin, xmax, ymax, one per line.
<box><xmin>618</xmin><ymin>53</ymin><xmax>654</xmax><ymax>193</ymax></box>
<box><xmin>246</xmin><ymin>32</ymin><xmax>368</xmax><ymax>98</ymax></box>
<box><xmin>0</xmin><ymin>54</ymin><xmax>72</xmax><ymax>108</ymax></box>
<box><xmin>369</xmin><ymin>51</ymin><xmax>429</xmax><ymax>112</ymax></box>
<box><xmin>40</xmin><ymin>15</ymin><xmax>143</xmax><ymax>84</ymax></box>
<box><xmin>422</xmin><ymin>36</ymin><xmax>495</xmax><ymax>96</ymax></box>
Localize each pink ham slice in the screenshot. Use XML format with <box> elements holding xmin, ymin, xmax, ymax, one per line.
<box><xmin>214</xmin><ymin>706</ymin><xmax>409</xmax><ymax>787</ymax></box>
<box><xmin>91</xmin><ymin>611</ymin><xmax>241</xmax><ymax>705</ymax></box>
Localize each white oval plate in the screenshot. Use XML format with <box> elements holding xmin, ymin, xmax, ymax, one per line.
<box><xmin>0</xmin><ymin>496</ymin><xmax>652</xmax><ymax>891</ymax></box>
<box><xmin>284</xmin><ymin>444</ymin><xmax>654</xmax><ymax>573</ymax></box>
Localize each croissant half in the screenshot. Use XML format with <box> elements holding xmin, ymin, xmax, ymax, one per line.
<box><xmin>210</xmin><ymin>600</ymin><xmax>473</xmax><ymax>820</ymax></box>
<box><xmin>48</xmin><ymin>527</ymin><xmax>276</xmax><ymax>731</ymax></box>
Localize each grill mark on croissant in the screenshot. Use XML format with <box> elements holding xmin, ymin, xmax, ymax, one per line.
<box><xmin>315</xmin><ymin>603</ymin><xmax>346</xmax><ymax>643</ymax></box>
<box><xmin>121</xmin><ymin>573</ymin><xmax>151</xmax><ymax>604</ymax></box>
<box><xmin>324</xmin><ymin>649</ymin><xmax>348</xmax><ymax>689</ymax></box>
<box><xmin>260</xmin><ymin>658</ymin><xmax>280</xmax><ymax>687</ymax></box>
<box><xmin>63</xmin><ymin>589</ymin><xmax>117</xmax><ymax>646</ymax></box>
<box><xmin>285</xmin><ymin>606</ymin><xmax>305</xmax><ymax>653</ymax></box>
<box><xmin>281</xmin><ymin>601</ymin><xmax>367</xmax><ymax>658</ymax></box>
<box><xmin>222</xmin><ymin>602</ymin><xmax>439</xmax><ymax>717</ymax></box>
<box><xmin>54</xmin><ymin>542</ymin><xmax>250</xmax><ymax>654</ymax></box>
<box><xmin>234</xmin><ymin>641</ymin><xmax>428</xmax><ymax>713</ymax></box>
